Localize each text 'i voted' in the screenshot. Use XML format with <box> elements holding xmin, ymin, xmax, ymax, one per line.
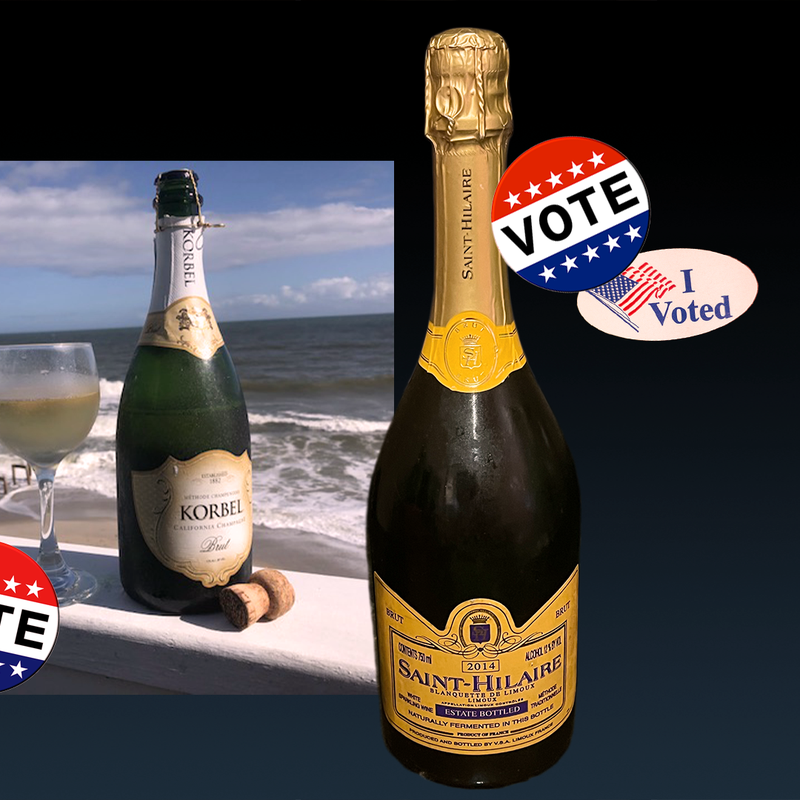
<box><xmin>577</xmin><ymin>249</ymin><xmax>758</xmax><ymax>341</ymax></box>
<box><xmin>492</xmin><ymin>136</ymin><xmax>649</xmax><ymax>292</ymax></box>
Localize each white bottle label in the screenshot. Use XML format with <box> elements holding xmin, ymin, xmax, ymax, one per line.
<box><xmin>131</xmin><ymin>450</ymin><xmax>253</xmax><ymax>587</ymax></box>
<box><xmin>140</xmin><ymin>218</ymin><xmax>224</xmax><ymax>359</ymax></box>
<box><xmin>151</xmin><ymin>219</ymin><xmax>211</xmax><ymax>310</ymax></box>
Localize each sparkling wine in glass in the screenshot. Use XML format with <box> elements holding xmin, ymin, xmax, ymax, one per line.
<box><xmin>0</xmin><ymin>343</ymin><xmax>101</xmax><ymax>605</ymax></box>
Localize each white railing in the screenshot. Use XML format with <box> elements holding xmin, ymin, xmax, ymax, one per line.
<box><xmin>4</xmin><ymin>535</ymin><xmax>378</xmax><ymax>695</ymax></box>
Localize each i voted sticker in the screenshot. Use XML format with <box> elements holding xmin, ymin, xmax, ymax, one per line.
<box><xmin>492</xmin><ymin>136</ymin><xmax>649</xmax><ymax>292</ymax></box>
<box><xmin>577</xmin><ymin>248</ymin><xmax>758</xmax><ymax>341</ymax></box>
<box><xmin>0</xmin><ymin>542</ymin><xmax>59</xmax><ymax>692</ymax></box>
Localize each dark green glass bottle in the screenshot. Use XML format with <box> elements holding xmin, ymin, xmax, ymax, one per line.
<box><xmin>116</xmin><ymin>170</ymin><xmax>252</xmax><ymax>614</ymax></box>
<box><xmin>367</xmin><ymin>30</ymin><xmax>580</xmax><ymax>787</ymax></box>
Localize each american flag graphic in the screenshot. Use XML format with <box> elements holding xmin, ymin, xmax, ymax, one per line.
<box><xmin>588</xmin><ymin>261</ymin><xmax>676</xmax><ymax>331</ymax></box>
<box><xmin>0</xmin><ymin>542</ymin><xmax>59</xmax><ymax>692</ymax></box>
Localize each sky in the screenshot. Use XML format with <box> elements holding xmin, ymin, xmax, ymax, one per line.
<box><xmin>0</xmin><ymin>161</ymin><xmax>394</xmax><ymax>333</ymax></box>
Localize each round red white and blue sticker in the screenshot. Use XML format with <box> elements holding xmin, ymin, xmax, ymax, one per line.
<box><xmin>0</xmin><ymin>542</ymin><xmax>59</xmax><ymax>692</ymax></box>
<box><xmin>492</xmin><ymin>136</ymin><xmax>650</xmax><ymax>292</ymax></box>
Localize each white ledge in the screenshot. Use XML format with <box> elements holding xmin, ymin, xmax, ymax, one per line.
<box><xmin>4</xmin><ymin>535</ymin><xmax>378</xmax><ymax>695</ymax></box>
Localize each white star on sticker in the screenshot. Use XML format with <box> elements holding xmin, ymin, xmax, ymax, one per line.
<box><xmin>526</xmin><ymin>182</ymin><xmax>542</xmax><ymax>199</ymax></box>
<box><xmin>10</xmin><ymin>661</ymin><xmax>27</xmax><ymax>679</ymax></box>
<box><xmin>589</xmin><ymin>151</ymin><xmax>605</xmax><ymax>168</ymax></box>
<box><xmin>625</xmin><ymin>224</ymin><xmax>642</xmax><ymax>241</ymax></box>
<box><xmin>604</xmin><ymin>235</ymin><xmax>620</xmax><ymax>251</ymax></box>
<box><xmin>4</xmin><ymin>576</ymin><xmax>20</xmax><ymax>593</ymax></box>
<box><xmin>546</xmin><ymin>171</ymin><xmax>562</xmax><ymax>189</ymax></box>
<box><xmin>561</xmin><ymin>255</ymin><xmax>579</xmax><ymax>272</ymax></box>
<box><xmin>504</xmin><ymin>191</ymin><xmax>521</xmax><ymax>209</ymax></box>
<box><xmin>26</xmin><ymin>580</ymin><xmax>43</xmax><ymax>598</ymax></box>
<box><xmin>539</xmin><ymin>265</ymin><xmax>556</xmax><ymax>283</ymax></box>
<box><xmin>582</xmin><ymin>245</ymin><xmax>599</xmax><ymax>262</ymax></box>
<box><xmin>568</xmin><ymin>161</ymin><xmax>584</xmax><ymax>179</ymax></box>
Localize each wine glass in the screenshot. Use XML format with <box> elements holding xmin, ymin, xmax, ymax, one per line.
<box><xmin>0</xmin><ymin>343</ymin><xmax>101</xmax><ymax>606</ymax></box>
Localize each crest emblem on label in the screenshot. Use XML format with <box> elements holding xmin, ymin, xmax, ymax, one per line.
<box><xmin>446</xmin><ymin>317</ymin><xmax>496</xmax><ymax>387</ymax></box>
<box><xmin>577</xmin><ymin>249</ymin><xmax>758</xmax><ymax>340</ymax></box>
<box><xmin>468</xmin><ymin>615</ymin><xmax>492</xmax><ymax>644</ymax></box>
<box><xmin>139</xmin><ymin>296</ymin><xmax>225</xmax><ymax>360</ymax></box>
<box><xmin>0</xmin><ymin>542</ymin><xmax>59</xmax><ymax>692</ymax></box>
<box><xmin>492</xmin><ymin>136</ymin><xmax>649</xmax><ymax>292</ymax></box>
<box><xmin>459</xmin><ymin>335</ymin><xmax>482</xmax><ymax>370</ymax></box>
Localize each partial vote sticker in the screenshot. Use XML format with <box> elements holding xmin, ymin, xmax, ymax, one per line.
<box><xmin>0</xmin><ymin>542</ymin><xmax>59</xmax><ymax>692</ymax></box>
<box><xmin>577</xmin><ymin>249</ymin><xmax>758</xmax><ymax>341</ymax></box>
<box><xmin>492</xmin><ymin>136</ymin><xmax>649</xmax><ymax>292</ymax></box>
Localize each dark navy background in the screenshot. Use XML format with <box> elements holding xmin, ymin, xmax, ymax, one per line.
<box><xmin>3</xmin><ymin>6</ymin><xmax>797</xmax><ymax>800</ymax></box>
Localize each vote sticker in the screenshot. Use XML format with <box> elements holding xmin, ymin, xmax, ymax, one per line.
<box><xmin>492</xmin><ymin>136</ymin><xmax>650</xmax><ymax>292</ymax></box>
<box><xmin>0</xmin><ymin>542</ymin><xmax>59</xmax><ymax>692</ymax></box>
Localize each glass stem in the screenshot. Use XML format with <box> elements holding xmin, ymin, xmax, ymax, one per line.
<box><xmin>35</xmin><ymin>465</ymin><xmax>73</xmax><ymax>587</ymax></box>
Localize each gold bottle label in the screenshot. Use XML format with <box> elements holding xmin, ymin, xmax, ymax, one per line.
<box><xmin>139</xmin><ymin>296</ymin><xmax>225</xmax><ymax>360</ymax></box>
<box><xmin>131</xmin><ymin>450</ymin><xmax>253</xmax><ymax>587</ymax></box>
<box><xmin>419</xmin><ymin>309</ymin><xmax>526</xmax><ymax>392</ymax></box>
<box><xmin>374</xmin><ymin>567</ymin><xmax>578</xmax><ymax>755</ymax></box>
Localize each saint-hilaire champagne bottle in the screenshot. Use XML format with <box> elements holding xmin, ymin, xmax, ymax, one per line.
<box><xmin>116</xmin><ymin>170</ymin><xmax>252</xmax><ymax>614</ymax></box>
<box><xmin>367</xmin><ymin>30</ymin><xmax>580</xmax><ymax>788</ymax></box>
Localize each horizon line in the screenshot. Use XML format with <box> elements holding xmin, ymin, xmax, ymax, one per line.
<box><xmin>0</xmin><ymin>309</ymin><xmax>395</xmax><ymax>339</ymax></box>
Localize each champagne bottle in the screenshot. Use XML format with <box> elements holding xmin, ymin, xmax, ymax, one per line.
<box><xmin>116</xmin><ymin>170</ymin><xmax>252</xmax><ymax>614</ymax></box>
<box><xmin>367</xmin><ymin>30</ymin><xmax>580</xmax><ymax>788</ymax></box>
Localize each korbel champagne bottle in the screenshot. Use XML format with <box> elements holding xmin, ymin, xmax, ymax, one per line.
<box><xmin>367</xmin><ymin>30</ymin><xmax>580</xmax><ymax>788</ymax></box>
<box><xmin>116</xmin><ymin>170</ymin><xmax>252</xmax><ymax>614</ymax></box>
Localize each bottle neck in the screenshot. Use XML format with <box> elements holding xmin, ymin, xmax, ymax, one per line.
<box><xmin>430</xmin><ymin>142</ymin><xmax>513</xmax><ymax>328</ymax></box>
<box><xmin>149</xmin><ymin>217</ymin><xmax>211</xmax><ymax>314</ymax></box>
<box><xmin>419</xmin><ymin>141</ymin><xmax>526</xmax><ymax>394</ymax></box>
<box><xmin>139</xmin><ymin>217</ymin><xmax>224</xmax><ymax>360</ymax></box>
<box><xmin>419</xmin><ymin>28</ymin><xmax>523</xmax><ymax>393</ymax></box>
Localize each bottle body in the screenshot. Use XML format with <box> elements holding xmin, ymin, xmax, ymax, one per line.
<box><xmin>368</xmin><ymin>366</ymin><xmax>579</xmax><ymax>787</ymax></box>
<box><xmin>366</xmin><ymin>29</ymin><xmax>580</xmax><ymax>787</ymax></box>
<box><xmin>116</xmin><ymin>171</ymin><xmax>252</xmax><ymax>614</ymax></box>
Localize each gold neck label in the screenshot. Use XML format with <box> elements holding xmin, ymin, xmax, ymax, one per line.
<box><xmin>419</xmin><ymin>310</ymin><xmax>526</xmax><ymax>393</ymax></box>
<box><xmin>139</xmin><ymin>296</ymin><xmax>225</xmax><ymax>360</ymax></box>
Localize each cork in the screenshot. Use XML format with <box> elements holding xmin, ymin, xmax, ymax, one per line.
<box><xmin>219</xmin><ymin>568</ymin><xmax>295</xmax><ymax>630</ymax></box>
<box><xmin>247</xmin><ymin>568</ymin><xmax>296</xmax><ymax>621</ymax></box>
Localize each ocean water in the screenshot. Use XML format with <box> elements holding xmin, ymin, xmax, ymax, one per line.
<box><xmin>0</xmin><ymin>313</ymin><xmax>393</xmax><ymax>550</ymax></box>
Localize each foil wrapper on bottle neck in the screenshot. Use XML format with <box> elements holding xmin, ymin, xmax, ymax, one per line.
<box><xmin>425</xmin><ymin>28</ymin><xmax>513</xmax><ymax>150</ymax></box>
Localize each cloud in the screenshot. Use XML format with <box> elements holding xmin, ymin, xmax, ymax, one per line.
<box><xmin>0</xmin><ymin>161</ymin><xmax>90</xmax><ymax>186</ymax></box>
<box><xmin>0</xmin><ymin>183</ymin><xmax>393</xmax><ymax>277</ymax></box>
<box><xmin>0</xmin><ymin>184</ymin><xmax>151</xmax><ymax>276</ymax></box>
<box><xmin>215</xmin><ymin>204</ymin><xmax>394</xmax><ymax>268</ymax></box>
<box><xmin>236</xmin><ymin>272</ymin><xmax>394</xmax><ymax>312</ymax></box>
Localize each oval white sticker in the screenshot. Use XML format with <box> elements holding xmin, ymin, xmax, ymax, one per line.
<box><xmin>576</xmin><ymin>248</ymin><xmax>758</xmax><ymax>341</ymax></box>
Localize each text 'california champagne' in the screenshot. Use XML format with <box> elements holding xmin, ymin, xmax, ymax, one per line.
<box><xmin>366</xmin><ymin>30</ymin><xmax>580</xmax><ymax>788</ymax></box>
<box><xmin>116</xmin><ymin>170</ymin><xmax>252</xmax><ymax>614</ymax></box>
